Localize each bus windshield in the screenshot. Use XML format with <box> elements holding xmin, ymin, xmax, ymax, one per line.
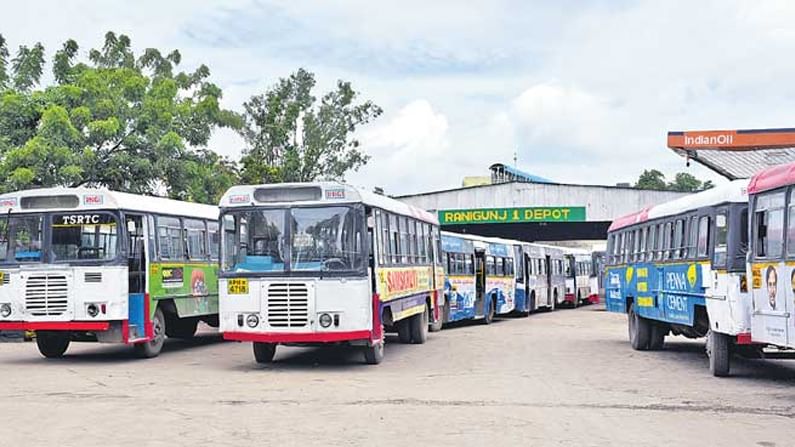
<box><xmin>0</xmin><ymin>215</ymin><xmax>44</xmax><ymax>263</ymax></box>
<box><xmin>222</xmin><ymin>205</ymin><xmax>365</xmax><ymax>274</ymax></box>
<box><xmin>51</xmin><ymin>212</ymin><xmax>119</xmax><ymax>262</ymax></box>
<box><xmin>0</xmin><ymin>212</ymin><xmax>120</xmax><ymax>264</ymax></box>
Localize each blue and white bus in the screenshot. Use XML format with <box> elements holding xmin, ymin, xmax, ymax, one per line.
<box><xmin>604</xmin><ymin>179</ymin><xmax>750</xmax><ymax>376</ymax></box>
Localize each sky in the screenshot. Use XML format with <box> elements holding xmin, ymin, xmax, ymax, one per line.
<box><xmin>3</xmin><ymin>0</ymin><xmax>795</xmax><ymax>195</ymax></box>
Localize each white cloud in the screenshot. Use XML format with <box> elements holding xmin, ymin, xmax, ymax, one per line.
<box><xmin>347</xmin><ymin>100</ymin><xmax>451</xmax><ymax>193</ymax></box>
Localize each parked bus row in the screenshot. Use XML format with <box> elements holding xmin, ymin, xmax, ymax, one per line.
<box><xmin>605</xmin><ymin>160</ymin><xmax>795</xmax><ymax>376</ymax></box>
<box><xmin>0</xmin><ymin>183</ymin><xmax>600</xmax><ymax>365</ymax></box>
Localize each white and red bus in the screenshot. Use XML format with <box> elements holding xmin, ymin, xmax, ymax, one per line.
<box><xmin>218</xmin><ymin>183</ymin><xmax>444</xmax><ymax>364</ymax></box>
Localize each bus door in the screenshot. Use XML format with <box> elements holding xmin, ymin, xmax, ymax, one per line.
<box><xmin>524</xmin><ymin>253</ymin><xmax>532</xmax><ymax>309</ymax></box>
<box><xmin>125</xmin><ymin>213</ymin><xmax>147</xmax><ymax>341</ymax></box>
<box><xmin>545</xmin><ymin>255</ymin><xmax>553</xmax><ymax>306</ymax></box>
<box><xmin>474</xmin><ymin>249</ymin><xmax>486</xmax><ymax>316</ymax></box>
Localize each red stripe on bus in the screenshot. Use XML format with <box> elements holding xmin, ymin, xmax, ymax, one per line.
<box><xmin>223</xmin><ymin>330</ymin><xmax>371</xmax><ymax>344</ymax></box>
<box><xmin>0</xmin><ymin>322</ymin><xmax>110</xmax><ymax>331</ymax></box>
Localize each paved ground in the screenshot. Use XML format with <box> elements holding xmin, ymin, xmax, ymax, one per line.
<box><xmin>2</xmin><ymin>306</ymin><xmax>795</xmax><ymax>446</ymax></box>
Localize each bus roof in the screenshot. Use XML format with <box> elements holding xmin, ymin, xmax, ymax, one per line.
<box><xmin>221</xmin><ymin>182</ymin><xmax>438</xmax><ymax>225</ymax></box>
<box><xmin>0</xmin><ymin>187</ymin><xmax>218</xmax><ymax>220</ymax></box>
<box><xmin>748</xmin><ymin>161</ymin><xmax>795</xmax><ymax>195</ymax></box>
<box><xmin>608</xmin><ymin>179</ymin><xmax>748</xmax><ymax>232</ymax></box>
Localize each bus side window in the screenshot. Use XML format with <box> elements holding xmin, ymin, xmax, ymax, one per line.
<box><xmin>714</xmin><ymin>212</ymin><xmax>728</xmax><ymax>267</ymax></box>
<box><xmin>755</xmin><ymin>191</ymin><xmax>785</xmax><ymax>259</ymax></box>
<box><xmin>787</xmin><ymin>191</ymin><xmax>795</xmax><ymax>258</ymax></box>
<box><xmin>697</xmin><ymin>215</ymin><xmax>710</xmax><ymax>258</ymax></box>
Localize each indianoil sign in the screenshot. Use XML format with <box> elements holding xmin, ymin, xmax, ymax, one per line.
<box><xmin>439</xmin><ymin>207</ymin><xmax>586</xmax><ymax>225</ymax></box>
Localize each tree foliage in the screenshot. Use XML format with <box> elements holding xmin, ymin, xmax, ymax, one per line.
<box><xmin>0</xmin><ymin>31</ymin><xmax>240</xmax><ymax>203</ymax></box>
<box><xmin>238</xmin><ymin>68</ymin><xmax>382</xmax><ymax>184</ymax></box>
<box><xmin>634</xmin><ymin>169</ymin><xmax>715</xmax><ymax>192</ymax></box>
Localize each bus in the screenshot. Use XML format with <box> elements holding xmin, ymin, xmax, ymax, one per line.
<box><xmin>218</xmin><ymin>183</ymin><xmax>443</xmax><ymax>365</ymax></box>
<box><xmin>441</xmin><ymin>232</ymin><xmax>486</xmax><ymax>324</ymax></box>
<box><xmin>483</xmin><ymin>238</ymin><xmax>517</xmax><ymax>317</ymax></box>
<box><xmin>746</xmin><ymin>161</ymin><xmax>795</xmax><ymax>354</ymax></box>
<box><xmin>522</xmin><ymin>243</ymin><xmax>549</xmax><ymax>312</ymax></box>
<box><xmin>0</xmin><ymin>187</ymin><xmax>220</xmax><ymax>358</ymax></box>
<box><xmin>563</xmin><ymin>250</ymin><xmax>592</xmax><ymax>308</ymax></box>
<box><xmin>590</xmin><ymin>250</ymin><xmax>605</xmax><ymax>304</ymax></box>
<box><xmin>604</xmin><ymin>179</ymin><xmax>750</xmax><ymax>376</ymax></box>
<box><xmin>535</xmin><ymin>244</ymin><xmax>566</xmax><ymax>310</ymax></box>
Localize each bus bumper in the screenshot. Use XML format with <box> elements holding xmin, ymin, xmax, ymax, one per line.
<box><xmin>0</xmin><ymin>321</ymin><xmax>110</xmax><ymax>331</ymax></box>
<box><xmin>564</xmin><ymin>293</ymin><xmax>576</xmax><ymax>304</ymax></box>
<box><xmin>223</xmin><ymin>330</ymin><xmax>372</xmax><ymax>344</ymax></box>
<box><xmin>587</xmin><ymin>294</ymin><xmax>600</xmax><ymax>304</ymax></box>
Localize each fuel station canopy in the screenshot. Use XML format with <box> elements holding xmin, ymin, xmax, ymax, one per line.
<box><xmin>667</xmin><ymin>128</ymin><xmax>795</xmax><ymax>179</ymax></box>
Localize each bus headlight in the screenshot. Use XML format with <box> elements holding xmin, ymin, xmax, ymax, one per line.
<box><xmin>246</xmin><ymin>314</ymin><xmax>260</xmax><ymax>328</ymax></box>
<box><xmin>0</xmin><ymin>303</ymin><xmax>11</xmax><ymax>318</ymax></box>
<box><xmin>86</xmin><ymin>304</ymin><xmax>99</xmax><ymax>318</ymax></box>
<box><xmin>319</xmin><ymin>313</ymin><xmax>333</xmax><ymax>328</ymax></box>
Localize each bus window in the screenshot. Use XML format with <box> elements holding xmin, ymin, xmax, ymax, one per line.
<box><xmin>506</xmin><ymin>257</ymin><xmax>514</xmax><ymax>276</ymax></box>
<box><xmin>662</xmin><ymin>222</ymin><xmax>672</xmax><ymax>260</ymax></box>
<box><xmin>646</xmin><ymin>226</ymin><xmax>655</xmax><ymax>261</ymax></box>
<box><xmin>486</xmin><ymin>256</ymin><xmax>496</xmax><ymax>275</ymax></box>
<box><xmin>466</xmin><ymin>254</ymin><xmax>474</xmax><ymax>274</ymax></box>
<box><xmin>184</xmin><ymin>219</ymin><xmax>207</xmax><ymax>260</ymax></box>
<box><xmin>755</xmin><ymin>191</ymin><xmax>785</xmax><ymax>259</ymax></box>
<box><xmin>697</xmin><ymin>216</ymin><xmax>710</xmax><ymax>258</ymax></box>
<box><xmin>208</xmin><ymin>221</ymin><xmax>220</xmax><ymax>260</ymax></box>
<box><xmin>496</xmin><ymin>257</ymin><xmax>505</xmax><ymax>276</ymax></box>
<box><xmin>157</xmin><ymin>216</ymin><xmax>184</xmax><ymax>260</ymax></box>
<box><xmin>389</xmin><ymin>214</ymin><xmax>399</xmax><ymax>264</ymax></box>
<box><xmin>673</xmin><ymin>219</ymin><xmax>684</xmax><ymax>259</ymax></box>
<box><xmin>714</xmin><ymin>212</ymin><xmax>728</xmax><ymax>267</ymax></box>
<box><xmin>655</xmin><ymin>223</ymin><xmax>663</xmax><ymax>260</ymax></box>
<box><xmin>687</xmin><ymin>216</ymin><xmax>698</xmax><ymax>258</ymax></box>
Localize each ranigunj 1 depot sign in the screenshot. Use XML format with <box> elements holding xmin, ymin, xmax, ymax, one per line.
<box><xmin>439</xmin><ymin>207</ymin><xmax>586</xmax><ymax>225</ymax></box>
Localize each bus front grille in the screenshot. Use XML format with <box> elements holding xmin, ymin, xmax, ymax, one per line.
<box><xmin>267</xmin><ymin>283</ymin><xmax>309</xmax><ymax>328</ymax></box>
<box><xmin>25</xmin><ymin>274</ymin><xmax>69</xmax><ymax>316</ymax></box>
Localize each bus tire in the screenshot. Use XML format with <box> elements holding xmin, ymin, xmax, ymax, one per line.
<box><xmin>165</xmin><ymin>316</ymin><xmax>198</xmax><ymax>339</ymax></box>
<box><xmin>396</xmin><ymin>318</ymin><xmax>412</xmax><ymax>343</ymax></box>
<box><xmin>628</xmin><ymin>304</ymin><xmax>651</xmax><ymax>351</ymax></box>
<box><xmin>253</xmin><ymin>342</ymin><xmax>277</xmax><ymax>363</ymax></box>
<box><xmin>36</xmin><ymin>331</ymin><xmax>70</xmax><ymax>358</ymax></box>
<box><xmin>429</xmin><ymin>307</ymin><xmax>443</xmax><ymax>333</ymax></box>
<box><xmin>410</xmin><ymin>307</ymin><xmax>429</xmax><ymax>344</ymax></box>
<box><xmin>363</xmin><ymin>340</ymin><xmax>384</xmax><ymax>365</ymax></box>
<box><xmin>483</xmin><ymin>297</ymin><xmax>495</xmax><ymax>325</ymax></box>
<box><xmin>707</xmin><ymin>330</ymin><xmax>731</xmax><ymax>377</ymax></box>
<box><xmin>134</xmin><ymin>307</ymin><xmax>166</xmax><ymax>358</ymax></box>
<box><xmin>649</xmin><ymin>323</ymin><xmax>667</xmax><ymax>350</ymax></box>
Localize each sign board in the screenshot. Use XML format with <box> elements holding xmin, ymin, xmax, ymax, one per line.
<box><xmin>438</xmin><ymin>207</ymin><xmax>586</xmax><ymax>225</ymax></box>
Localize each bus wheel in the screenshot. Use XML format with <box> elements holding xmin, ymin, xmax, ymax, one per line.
<box><xmin>134</xmin><ymin>307</ymin><xmax>166</xmax><ymax>358</ymax></box>
<box><xmin>628</xmin><ymin>304</ymin><xmax>651</xmax><ymax>351</ymax></box>
<box><xmin>707</xmin><ymin>330</ymin><xmax>731</xmax><ymax>377</ymax></box>
<box><xmin>253</xmin><ymin>342</ymin><xmax>277</xmax><ymax>364</ymax></box>
<box><xmin>428</xmin><ymin>304</ymin><xmax>443</xmax><ymax>333</ymax></box>
<box><xmin>363</xmin><ymin>327</ymin><xmax>385</xmax><ymax>365</ymax></box>
<box><xmin>165</xmin><ymin>316</ymin><xmax>198</xmax><ymax>339</ymax></box>
<box><xmin>483</xmin><ymin>297</ymin><xmax>495</xmax><ymax>325</ymax></box>
<box><xmin>649</xmin><ymin>323</ymin><xmax>668</xmax><ymax>350</ymax></box>
<box><xmin>396</xmin><ymin>319</ymin><xmax>412</xmax><ymax>343</ymax></box>
<box><xmin>36</xmin><ymin>331</ymin><xmax>70</xmax><ymax>358</ymax></box>
<box><xmin>410</xmin><ymin>307</ymin><xmax>429</xmax><ymax>344</ymax></box>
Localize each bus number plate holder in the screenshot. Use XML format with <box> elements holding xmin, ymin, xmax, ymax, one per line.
<box><xmin>228</xmin><ymin>278</ymin><xmax>249</xmax><ymax>295</ymax></box>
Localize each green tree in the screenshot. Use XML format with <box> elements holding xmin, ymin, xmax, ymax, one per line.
<box><xmin>0</xmin><ymin>32</ymin><xmax>241</xmax><ymax>203</ymax></box>
<box><xmin>668</xmin><ymin>172</ymin><xmax>704</xmax><ymax>192</ymax></box>
<box><xmin>238</xmin><ymin>68</ymin><xmax>382</xmax><ymax>184</ymax></box>
<box><xmin>634</xmin><ymin>169</ymin><xmax>667</xmax><ymax>190</ymax></box>
<box><xmin>633</xmin><ymin>169</ymin><xmax>715</xmax><ymax>192</ymax></box>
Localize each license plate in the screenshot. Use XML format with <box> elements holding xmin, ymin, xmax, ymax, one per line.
<box><xmin>227</xmin><ymin>278</ymin><xmax>249</xmax><ymax>294</ymax></box>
